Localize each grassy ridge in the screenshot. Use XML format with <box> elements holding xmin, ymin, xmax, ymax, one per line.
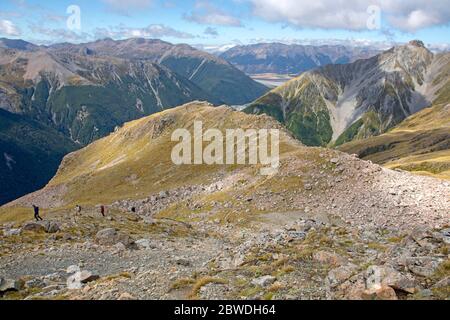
<box><xmin>338</xmin><ymin>104</ymin><xmax>450</xmax><ymax>180</ymax></box>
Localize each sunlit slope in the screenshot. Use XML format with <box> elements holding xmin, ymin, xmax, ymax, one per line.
<box><xmin>338</xmin><ymin>104</ymin><xmax>450</xmax><ymax>179</ymax></box>
<box><xmin>19</xmin><ymin>102</ymin><xmax>295</xmax><ymax>206</ymax></box>
<box><xmin>3</xmin><ymin>102</ymin><xmax>448</xmax><ymax>235</ymax></box>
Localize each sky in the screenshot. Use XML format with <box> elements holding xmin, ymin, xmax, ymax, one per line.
<box><xmin>0</xmin><ymin>0</ymin><xmax>449</xmax><ymax>49</ymax></box>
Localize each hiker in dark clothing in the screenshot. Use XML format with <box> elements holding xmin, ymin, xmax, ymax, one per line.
<box><xmin>100</xmin><ymin>205</ymin><xmax>105</xmax><ymax>217</ymax></box>
<box><xmin>33</xmin><ymin>205</ymin><xmax>43</xmax><ymax>221</ymax></box>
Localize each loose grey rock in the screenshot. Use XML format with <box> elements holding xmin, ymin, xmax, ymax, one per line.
<box><xmin>3</xmin><ymin>228</ymin><xmax>21</xmax><ymax>236</ymax></box>
<box><xmin>251</xmin><ymin>275</ymin><xmax>276</xmax><ymax>287</ymax></box>
<box><xmin>22</xmin><ymin>222</ymin><xmax>46</xmax><ymax>233</ymax></box>
<box><xmin>0</xmin><ymin>278</ymin><xmax>21</xmax><ymax>294</ymax></box>
<box><xmin>135</xmin><ymin>239</ymin><xmax>155</xmax><ymax>250</ymax></box>
<box><xmin>95</xmin><ymin>228</ymin><xmax>134</xmax><ymax>248</ymax></box>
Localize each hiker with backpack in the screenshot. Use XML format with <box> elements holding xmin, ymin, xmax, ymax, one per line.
<box><xmin>33</xmin><ymin>205</ymin><xmax>43</xmax><ymax>221</ymax></box>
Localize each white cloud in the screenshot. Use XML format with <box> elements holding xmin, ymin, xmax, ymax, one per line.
<box><xmin>248</xmin><ymin>0</ymin><xmax>450</xmax><ymax>32</ymax></box>
<box><xmin>101</xmin><ymin>0</ymin><xmax>153</xmax><ymax>14</ymax></box>
<box><xmin>0</xmin><ymin>20</ymin><xmax>21</xmax><ymax>36</ymax></box>
<box><xmin>204</xmin><ymin>27</ymin><xmax>219</xmax><ymax>36</ymax></box>
<box><xmin>95</xmin><ymin>24</ymin><xmax>195</xmax><ymax>39</ymax></box>
<box><xmin>184</xmin><ymin>0</ymin><xmax>242</xmax><ymax>27</ymax></box>
<box><xmin>29</xmin><ymin>24</ymin><xmax>91</xmax><ymax>42</ymax></box>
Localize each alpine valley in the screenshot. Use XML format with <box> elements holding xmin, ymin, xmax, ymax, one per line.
<box><xmin>245</xmin><ymin>41</ymin><xmax>450</xmax><ymax>148</ymax></box>
<box><xmin>0</xmin><ymin>36</ymin><xmax>449</xmax><ymax>302</ymax></box>
<box><xmin>0</xmin><ymin>38</ymin><xmax>268</xmax><ymax>204</ymax></box>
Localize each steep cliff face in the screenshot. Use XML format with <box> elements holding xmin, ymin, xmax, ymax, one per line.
<box><xmin>245</xmin><ymin>41</ymin><xmax>450</xmax><ymax>147</ymax></box>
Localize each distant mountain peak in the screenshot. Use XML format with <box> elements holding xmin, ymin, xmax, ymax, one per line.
<box><xmin>245</xmin><ymin>41</ymin><xmax>449</xmax><ymax>147</ymax></box>
<box><xmin>408</xmin><ymin>40</ymin><xmax>426</xmax><ymax>48</ymax></box>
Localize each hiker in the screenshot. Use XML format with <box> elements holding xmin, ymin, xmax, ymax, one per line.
<box><xmin>75</xmin><ymin>205</ymin><xmax>82</xmax><ymax>215</ymax></box>
<box><xmin>100</xmin><ymin>205</ymin><xmax>105</xmax><ymax>217</ymax></box>
<box><xmin>33</xmin><ymin>205</ymin><xmax>43</xmax><ymax>221</ymax></box>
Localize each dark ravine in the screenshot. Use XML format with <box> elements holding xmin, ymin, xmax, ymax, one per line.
<box><xmin>0</xmin><ymin>109</ymin><xmax>77</xmax><ymax>205</ymax></box>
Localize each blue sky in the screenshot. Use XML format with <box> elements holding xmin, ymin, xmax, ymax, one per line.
<box><xmin>0</xmin><ymin>0</ymin><xmax>449</xmax><ymax>49</ymax></box>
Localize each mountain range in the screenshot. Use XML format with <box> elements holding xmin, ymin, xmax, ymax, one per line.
<box><xmin>48</xmin><ymin>38</ymin><xmax>268</xmax><ymax>105</ymax></box>
<box><xmin>1</xmin><ymin>102</ymin><xmax>448</xmax><ymax>301</ymax></box>
<box><xmin>0</xmin><ymin>38</ymin><xmax>268</xmax><ymax>204</ymax></box>
<box><xmin>1</xmin><ymin>38</ymin><xmax>449</xmax><ymax>206</ymax></box>
<box><xmin>220</xmin><ymin>43</ymin><xmax>380</xmax><ymax>75</ymax></box>
<box><xmin>244</xmin><ymin>41</ymin><xmax>450</xmax><ymax>147</ymax></box>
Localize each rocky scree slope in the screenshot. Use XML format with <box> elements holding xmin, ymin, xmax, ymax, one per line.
<box><xmin>5</xmin><ymin>102</ymin><xmax>448</xmax><ymax>232</ymax></box>
<box><xmin>0</xmin><ymin>102</ymin><xmax>449</xmax><ymax>300</ymax></box>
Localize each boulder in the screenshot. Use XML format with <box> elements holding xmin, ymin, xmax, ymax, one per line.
<box><xmin>251</xmin><ymin>275</ymin><xmax>276</xmax><ymax>287</ymax></box>
<box><xmin>326</xmin><ymin>264</ymin><xmax>358</xmax><ymax>288</ymax></box>
<box><xmin>405</xmin><ymin>257</ymin><xmax>440</xmax><ymax>277</ymax></box>
<box><xmin>78</xmin><ymin>271</ymin><xmax>99</xmax><ymax>283</ymax></box>
<box><xmin>95</xmin><ymin>228</ymin><xmax>134</xmax><ymax>248</ymax></box>
<box><xmin>0</xmin><ymin>278</ymin><xmax>21</xmax><ymax>294</ymax></box>
<box><xmin>3</xmin><ymin>228</ymin><xmax>21</xmax><ymax>236</ymax></box>
<box><xmin>366</xmin><ymin>265</ymin><xmax>417</xmax><ymax>294</ymax></box>
<box><xmin>135</xmin><ymin>239</ymin><xmax>155</xmax><ymax>250</ymax></box>
<box><xmin>66</xmin><ymin>270</ymin><xmax>99</xmax><ymax>289</ymax></box>
<box><xmin>22</xmin><ymin>222</ymin><xmax>46</xmax><ymax>233</ymax></box>
<box><xmin>362</xmin><ymin>286</ymin><xmax>398</xmax><ymax>300</ymax></box>
<box><xmin>22</xmin><ymin>221</ymin><xmax>60</xmax><ymax>233</ymax></box>
<box><xmin>45</xmin><ymin>221</ymin><xmax>61</xmax><ymax>233</ymax></box>
<box><xmin>66</xmin><ymin>265</ymin><xmax>80</xmax><ymax>274</ymax></box>
<box><xmin>24</xmin><ymin>278</ymin><xmax>46</xmax><ymax>289</ymax></box>
<box><xmin>66</xmin><ymin>274</ymin><xmax>83</xmax><ymax>290</ymax></box>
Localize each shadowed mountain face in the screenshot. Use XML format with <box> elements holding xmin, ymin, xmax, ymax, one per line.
<box><xmin>245</xmin><ymin>41</ymin><xmax>450</xmax><ymax>147</ymax></box>
<box><xmin>48</xmin><ymin>38</ymin><xmax>269</xmax><ymax>105</ymax></box>
<box><xmin>0</xmin><ymin>109</ymin><xmax>77</xmax><ymax>205</ymax></box>
<box><xmin>220</xmin><ymin>43</ymin><xmax>380</xmax><ymax>75</ymax></box>
<box><xmin>0</xmin><ymin>46</ymin><xmax>220</xmax><ymax>146</ymax></box>
<box><xmin>0</xmin><ymin>38</ymin><xmax>39</xmax><ymax>51</ymax></box>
